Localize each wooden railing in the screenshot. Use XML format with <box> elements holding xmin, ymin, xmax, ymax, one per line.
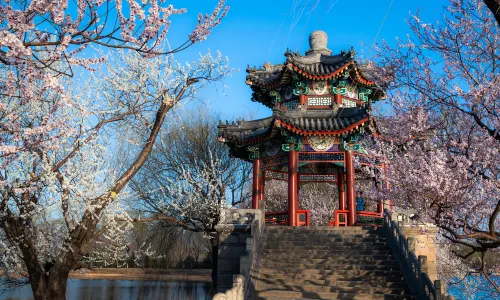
<box><xmin>384</xmin><ymin>212</ymin><xmax>454</xmax><ymax>300</ymax></box>
<box><xmin>357</xmin><ymin>211</ymin><xmax>383</xmax><ymax>226</ymax></box>
<box><xmin>330</xmin><ymin>210</ymin><xmax>383</xmax><ymax>226</ymax></box>
<box><xmin>265</xmin><ymin>210</ymin><xmax>310</xmax><ymax>226</ymax></box>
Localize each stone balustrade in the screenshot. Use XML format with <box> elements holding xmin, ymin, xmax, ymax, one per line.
<box><xmin>384</xmin><ymin>211</ymin><xmax>454</xmax><ymax>300</ymax></box>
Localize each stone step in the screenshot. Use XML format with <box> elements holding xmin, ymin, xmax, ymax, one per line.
<box><xmin>266</xmin><ymin>230</ymin><xmax>382</xmax><ymax>235</ymax></box>
<box><xmin>261</xmin><ymin>261</ymin><xmax>400</xmax><ymax>270</ymax></box>
<box><xmin>258</xmin><ymin>272</ymin><xmax>405</xmax><ymax>282</ymax></box>
<box><xmin>266</xmin><ymin>232</ymin><xmax>383</xmax><ymax>237</ymax></box>
<box><xmin>259</xmin><ymin>262</ymin><xmax>402</xmax><ymax>271</ymax></box>
<box><xmin>265</xmin><ymin>238</ymin><xmax>388</xmax><ymax>244</ymax></box>
<box><xmin>258</xmin><ymin>267</ymin><xmax>404</xmax><ymax>276</ymax></box>
<box><xmin>262</xmin><ymin>256</ymin><xmax>397</xmax><ymax>264</ymax></box>
<box><xmin>266</xmin><ymin>237</ymin><xmax>387</xmax><ymax>247</ymax></box>
<box><xmin>267</xmin><ymin>226</ymin><xmax>380</xmax><ymax>231</ymax></box>
<box><xmin>256</xmin><ymin>290</ymin><xmax>415</xmax><ymax>300</ymax></box>
<box><xmin>264</xmin><ymin>243</ymin><xmax>389</xmax><ymax>248</ymax></box>
<box><xmin>255</xmin><ymin>283</ymin><xmax>410</xmax><ymax>295</ymax></box>
<box><xmin>255</xmin><ymin>278</ymin><xmax>408</xmax><ymax>288</ymax></box>
<box><xmin>256</xmin><ymin>226</ymin><xmax>411</xmax><ymax>299</ymax></box>
<box><xmin>264</xmin><ymin>245</ymin><xmax>391</xmax><ymax>251</ymax></box>
<box><xmin>263</xmin><ymin>251</ymin><xmax>394</xmax><ymax>258</ymax></box>
<box><xmin>266</xmin><ymin>232</ymin><xmax>386</xmax><ymax>237</ymax></box>
<box><xmin>263</xmin><ymin>249</ymin><xmax>393</xmax><ymax>256</ymax></box>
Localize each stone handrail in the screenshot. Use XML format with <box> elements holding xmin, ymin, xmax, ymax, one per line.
<box><xmin>213</xmin><ymin>201</ymin><xmax>267</xmax><ymax>300</ymax></box>
<box><xmin>384</xmin><ymin>212</ymin><xmax>454</xmax><ymax>300</ymax></box>
<box><xmin>213</xmin><ymin>275</ymin><xmax>244</xmax><ymax>300</ymax></box>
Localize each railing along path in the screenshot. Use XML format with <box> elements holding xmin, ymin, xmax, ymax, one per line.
<box><xmin>384</xmin><ymin>212</ymin><xmax>454</xmax><ymax>300</ymax></box>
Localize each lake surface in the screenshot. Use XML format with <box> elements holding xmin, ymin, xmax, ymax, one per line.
<box><xmin>0</xmin><ymin>279</ymin><xmax>212</xmax><ymax>300</ymax></box>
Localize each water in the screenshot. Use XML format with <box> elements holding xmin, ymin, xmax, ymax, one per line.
<box><xmin>0</xmin><ymin>279</ymin><xmax>212</xmax><ymax>300</ymax></box>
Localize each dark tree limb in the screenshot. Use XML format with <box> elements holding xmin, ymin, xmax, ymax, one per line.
<box><xmin>484</xmin><ymin>0</ymin><xmax>500</xmax><ymax>26</ymax></box>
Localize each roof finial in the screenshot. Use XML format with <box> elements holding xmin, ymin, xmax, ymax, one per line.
<box><xmin>306</xmin><ymin>30</ymin><xmax>332</xmax><ymax>56</ymax></box>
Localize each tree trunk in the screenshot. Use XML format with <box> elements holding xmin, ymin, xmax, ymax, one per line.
<box><xmin>484</xmin><ymin>0</ymin><xmax>500</xmax><ymax>26</ymax></box>
<box><xmin>29</xmin><ymin>264</ymin><xmax>71</xmax><ymax>300</ymax></box>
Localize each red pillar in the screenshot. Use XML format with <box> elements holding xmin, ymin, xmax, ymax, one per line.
<box><xmin>346</xmin><ymin>151</ymin><xmax>356</xmax><ymax>226</ymax></box>
<box><xmin>252</xmin><ymin>158</ymin><xmax>261</xmax><ymax>209</ymax></box>
<box><xmin>377</xmin><ymin>198</ymin><xmax>383</xmax><ymax>214</ymax></box>
<box><xmin>338</xmin><ymin>171</ymin><xmax>346</xmax><ymax>210</ymax></box>
<box><xmin>288</xmin><ymin>146</ymin><xmax>298</xmax><ymax>226</ymax></box>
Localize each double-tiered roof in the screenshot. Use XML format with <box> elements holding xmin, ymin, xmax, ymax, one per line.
<box><xmin>219</xmin><ymin>31</ymin><xmax>384</xmax><ymax>160</ymax></box>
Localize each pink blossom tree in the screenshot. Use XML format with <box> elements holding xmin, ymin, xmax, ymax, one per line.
<box><xmin>367</xmin><ymin>0</ymin><xmax>499</xmax><ymax>293</ymax></box>
<box><xmin>0</xmin><ymin>1</ymin><xmax>229</xmax><ymax>299</ymax></box>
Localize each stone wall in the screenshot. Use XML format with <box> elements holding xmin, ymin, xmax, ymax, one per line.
<box><xmin>214</xmin><ymin>209</ymin><xmax>263</xmax><ymax>293</ymax></box>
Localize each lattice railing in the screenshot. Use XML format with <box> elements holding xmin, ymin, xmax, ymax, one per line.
<box><xmin>384</xmin><ymin>212</ymin><xmax>454</xmax><ymax>300</ymax></box>
<box><xmin>264</xmin><ymin>210</ymin><xmax>310</xmax><ymax>226</ymax></box>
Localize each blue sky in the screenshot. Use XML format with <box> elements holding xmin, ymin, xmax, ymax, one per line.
<box><xmin>164</xmin><ymin>0</ymin><xmax>449</xmax><ymax>120</ymax></box>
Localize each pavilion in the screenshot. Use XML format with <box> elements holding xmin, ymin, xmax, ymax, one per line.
<box><xmin>218</xmin><ymin>31</ymin><xmax>386</xmax><ymax>226</ymax></box>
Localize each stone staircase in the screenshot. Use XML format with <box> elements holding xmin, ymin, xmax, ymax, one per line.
<box><xmin>254</xmin><ymin>226</ymin><xmax>416</xmax><ymax>300</ymax></box>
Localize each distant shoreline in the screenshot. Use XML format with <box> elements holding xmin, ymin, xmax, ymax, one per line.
<box><xmin>2</xmin><ymin>268</ymin><xmax>212</xmax><ymax>282</ymax></box>
<box><xmin>71</xmin><ymin>268</ymin><xmax>212</xmax><ymax>282</ymax></box>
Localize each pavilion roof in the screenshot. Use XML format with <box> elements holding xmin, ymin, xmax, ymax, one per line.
<box><xmin>245</xmin><ymin>49</ymin><xmax>385</xmax><ymax>108</ymax></box>
<box><xmin>218</xmin><ymin>107</ymin><xmax>368</xmax><ymax>148</ymax></box>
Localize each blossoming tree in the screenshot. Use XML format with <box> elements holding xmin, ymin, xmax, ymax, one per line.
<box><xmin>368</xmin><ymin>0</ymin><xmax>499</xmax><ymax>293</ymax></box>
<box><xmin>129</xmin><ymin>112</ymin><xmax>252</xmax><ymax>280</ymax></box>
<box><xmin>0</xmin><ymin>1</ymin><xmax>229</xmax><ymax>299</ymax></box>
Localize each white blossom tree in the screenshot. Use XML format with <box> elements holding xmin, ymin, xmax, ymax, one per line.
<box><xmin>129</xmin><ymin>113</ymin><xmax>252</xmax><ymax>280</ymax></box>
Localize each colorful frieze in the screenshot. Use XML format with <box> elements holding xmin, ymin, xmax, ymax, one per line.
<box><xmin>306</xmin><ymin>136</ymin><xmax>339</xmax><ymax>151</ymax></box>
<box><xmin>311</xmin><ymin>81</ymin><xmax>329</xmax><ymax>95</ymax></box>
<box><xmin>298</xmin><ymin>152</ymin><xmax>345</xmax><ymax>162</ymax></box>
<box><xmin>300</xmin><ymin>174</ymin><xmax>337</xmax><ymax>182</ymax></box>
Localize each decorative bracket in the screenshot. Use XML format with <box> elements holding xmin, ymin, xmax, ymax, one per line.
<box><xmin>282</xmin><ymin>143</ymin><xmax>301</xmax><ymax>152</ymax></box>
<box><xmin>247</xmin><ymin>146</ymin><xmax>260</xmax><ymax>160</ymax></box>
<box><xmin>269</xmin><ymin>90</ymin><xmax>281</xmax><ymax>103</ymax></box>
<box><xmin>358</xmin><ymin>87</ymin><xmax>372</xmax><ymax>102</ymax></box>
<box><xmin>292</xmin><ymin>75</ymin><xmax>310</xmax><ymax>95</ymax></box>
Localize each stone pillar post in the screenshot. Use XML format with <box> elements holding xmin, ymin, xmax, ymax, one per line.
<box><xmin>338</xmin><ymin>170</ymin><xmax>346</xmax><ymax>210</ymax></box>
<box><xmin>345</xmin><ymin>151</ymin><xmax>356</xmax><ymax>225</ymax></box>
<box><xmin>251</xmin><ymin>159</ymin><xmax>261</xmax><ymax>209</ymax></box>
<box><xmin>288</xmin><ymin>145</ymin><xmax>298</xmax><ymax>226</ymax></box>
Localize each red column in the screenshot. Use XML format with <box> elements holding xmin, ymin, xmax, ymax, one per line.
<box><xmin>338</xmin><ymin>171</ymin><xmax>346</xmax><ymax>210</ymax></box>
<box><xmin>259</xmin><ymin>169</ymin><xmax>266</xmax><ymax>202</ymax></box>
<box><xmin>377</xmin><ymin>200</ymin><xmax>383</xmax><ymax>214</ymax></box>
<box><xmin>346</xmin><ymin>151</ymin><xmax>356</xmax><ymax>226</ymax></box>
<box><xmin>288</xmin><ymin>146</ymin><xmax>298</xmax><ymax>226</ymax></box>
<box><xmin>296</xmin><ymin>174</ymin><xmax>301</xmax><ymax>210</ymax></box>
<box><xmin>252</xmin><ymin>158</ymin><xmax>261</xmax><ymax>209</ymax></box>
